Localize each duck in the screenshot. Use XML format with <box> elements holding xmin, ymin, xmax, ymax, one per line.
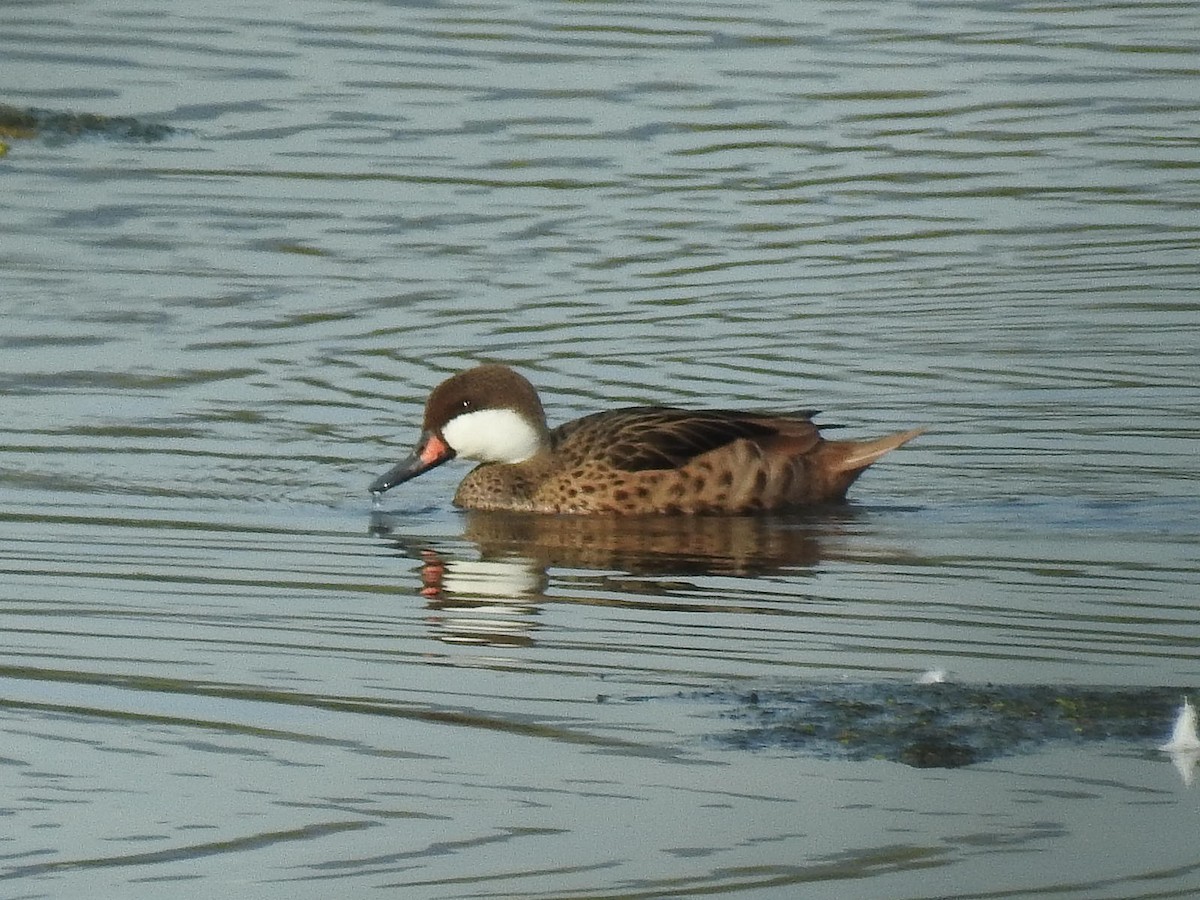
<box><xmin>369</xmin><ymin>364</ymin><xmax>922</xmax><ymax>515</ymax></box>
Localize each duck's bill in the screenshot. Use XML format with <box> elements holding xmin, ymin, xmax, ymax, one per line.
<box><xmin>370</xmin><ymin>431</ymin><xmax>455</xmax><ymax>495</ymax></box>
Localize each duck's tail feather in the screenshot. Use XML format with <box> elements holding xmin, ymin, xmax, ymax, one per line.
<box><xmin>826</xmin><ymin>427</ymin><xmax>925</xmax><ymax>475</ymax></box>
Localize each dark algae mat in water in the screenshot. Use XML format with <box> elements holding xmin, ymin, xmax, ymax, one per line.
<box><xmin>651</xmin><ymin>683</ymin><xmax>1191</xmax><ymax>768</ymax></box>
<box><xmin>0</xmin><ymin>104</ymin><xmax>174</xmax><ymax>145</ymax></box>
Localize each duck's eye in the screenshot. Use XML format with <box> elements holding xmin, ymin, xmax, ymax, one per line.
<box><xmin>460</xmin><ymin>399</ymin><xmax>473</xmax><ymax>410</ymax></box>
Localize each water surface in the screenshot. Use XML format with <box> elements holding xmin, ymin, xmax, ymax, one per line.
<box><xmin>2</xmin><ymin>0</ymin><xmax>1199</xmax><ymax>896</ymax></box>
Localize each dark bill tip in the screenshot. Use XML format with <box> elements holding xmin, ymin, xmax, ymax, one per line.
<box><xmin>369</xmin><ymin>431</ymin><xmax>455</xmax><ymax>496</ymax></box>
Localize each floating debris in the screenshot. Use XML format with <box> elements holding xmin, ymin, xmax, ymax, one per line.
<box><xmin>1160</xmin><ymin>697</ymin><xmax>1200</xmax><ymax>752</ymax></box>
<box><xmin>1159</xmin><ymin>697</ymin><xmax>1200</xmax><ymax>786</ymax></box>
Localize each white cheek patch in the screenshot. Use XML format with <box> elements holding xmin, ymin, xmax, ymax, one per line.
<box><xmin>441</xmin><ymin>408</ymin><xmax>542</xmax><ymax>464</ymax></box>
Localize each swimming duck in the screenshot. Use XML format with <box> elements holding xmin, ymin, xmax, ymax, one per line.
<box><xmin>369</xmin><ymin>364</ymin><xmax>921</xmax><ymax>515</ymax></box>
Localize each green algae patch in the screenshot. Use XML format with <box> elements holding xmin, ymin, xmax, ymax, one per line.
<box><xmin>662</xmin><ymin>683</ymin><xmax>1190</xmax><ymax>768</ymax></box>
<box><xmin>0</xmin><ymin>104</ymin><xmax>175</xmax><ymax>145</ymax></box>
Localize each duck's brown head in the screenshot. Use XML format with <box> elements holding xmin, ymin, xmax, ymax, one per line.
<box><xmin>369</xmin><ymin>365</ymin><xmax>549</xmax><ymax>496</ymax></box>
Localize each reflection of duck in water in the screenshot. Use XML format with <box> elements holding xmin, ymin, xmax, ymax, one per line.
<box><xmin>457</xmin><ymin>509</ymin><xmax>833</xmax><ymax>576</ymax></box>
<box><xmin>370</xmin><ymin>501</ymin><xmax>895</xmax><ymax>604</ymax></box>
<box><xmin>370</xmin><ymin>513</ymin><xmax>841</xmax><ymax>648</ymax></box>
<box><xmin>413</xmin><ymin>549</ymin><xmax>544</xmax><ymax>649</ymax></box>
<box><xmin>370</xmin><ymin>365</ymin><xmax>922</xmax><ymax>514</ymax></box>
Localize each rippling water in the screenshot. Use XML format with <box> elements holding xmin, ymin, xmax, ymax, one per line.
<box><xmin>3</xmin><ymin>0</ymin><xmax>1199</xmax><ymax>896</ymax></box>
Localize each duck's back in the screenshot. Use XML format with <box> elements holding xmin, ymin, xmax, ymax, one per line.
<box><xmin>454</xmin><ymin>406</ymin><xmax>919</xmax><ymax>515</ymax></box>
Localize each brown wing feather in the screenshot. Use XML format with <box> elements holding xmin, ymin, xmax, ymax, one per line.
<box><xmin>552</xmin><ymin>407</ymin><xmax>821</xmax><ymax>472</ymax></box>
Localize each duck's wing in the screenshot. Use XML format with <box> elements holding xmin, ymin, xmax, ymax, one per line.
<box><xmin>552</xmin><ymin>407</ymin><xmax>821</xmax><ymax>472</ymax></box>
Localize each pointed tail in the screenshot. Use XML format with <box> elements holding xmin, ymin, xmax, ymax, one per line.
<box><xmin>825</xmin><ymin>427</ymin><xmax>924</xmax><ymax>476</ymax></box>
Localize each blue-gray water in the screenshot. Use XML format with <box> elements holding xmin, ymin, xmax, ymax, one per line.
<box><xmin>2</xmin><ymin>0</ymin><xmax>1199</xmax><ymax>897</ymax></box>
